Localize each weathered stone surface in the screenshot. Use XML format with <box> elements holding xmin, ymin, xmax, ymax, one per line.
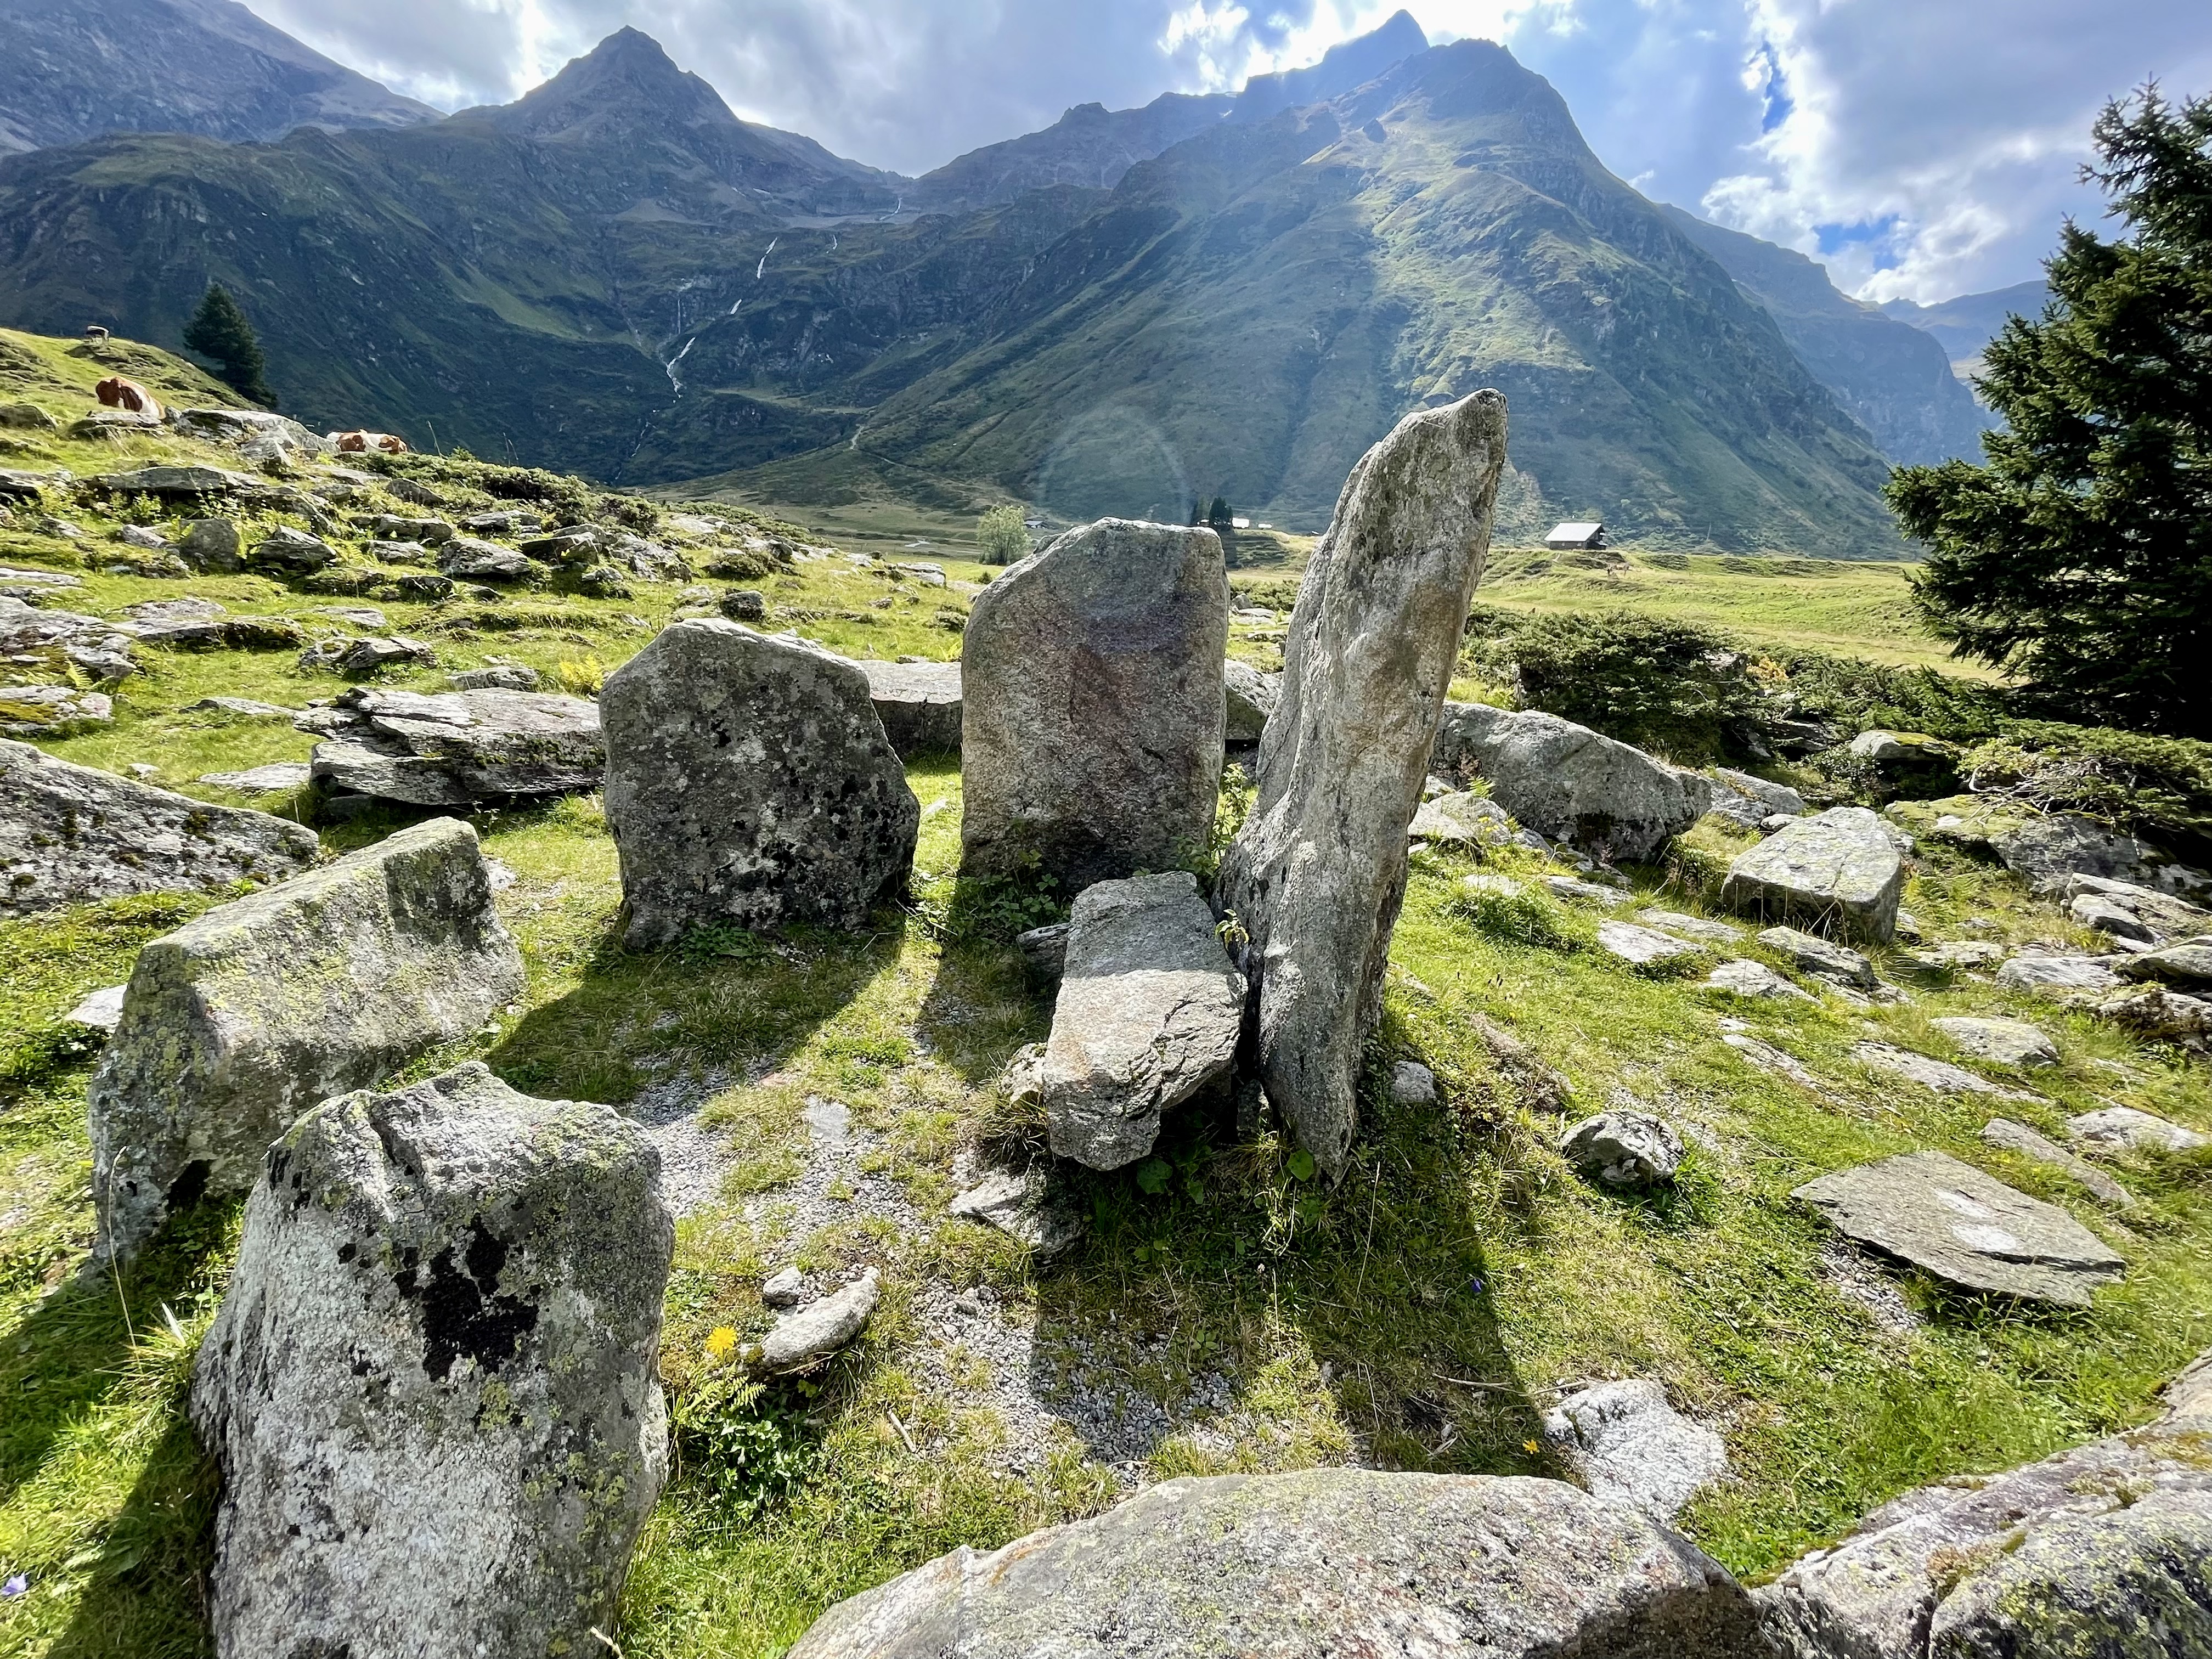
<box><xmin>116</xmin><ymin>593</ymin><xmax>227</xmax><ymax>647</ymax></box>
<box><xmin>1431</xmin><ymin>703</ymin><xmax>1711</xmax><ymax>861</ymax></box>
<box><xmin>308</xmin><ymin>685</ymin><xmax>603</xmax><ymax>805</ymax></box>
<box><xmin>0</xmin><ymin>738</ymin><xmax>317</xmax><ymax>916</ymax></box>
<box><xmin>1217</xmin><ymin>393</ymin><xmax>1508</xmax><ymax>1178</ymax></box>
<box><xmin>1714</xmin><ymin>766</ymin><xmax>1808</xmax><ymax>817</ymax></box>
<box><xmin>2068</xmin><ymin>1105</ymin><xmax>2210</xmax><ymax>1155</ymax></box>
<box><xmin>175</xmin><ymin>518</ymin><xmax>242</xmax><ymax>571</ymax></box>
<box><xmin>1722</xmin><ymin>808</ymin><xmax>1904</xmax><ymax>942</ymax></box>
<box><xmin>189</xmin><ymin>696</ymin><xmax>295</xmax><ymax>719</ymax></box>
<box><xmin>1223</xmin><ymin>659</ymin><xmax>1278</xmax><ymax>743</ymax></box>
<box><xmin>2118</xmin><ymin>941</ymin><xmax>2212</xmax><ymax>985</ymax></box>
<box><xmin>1758</xmin><ymin>1349</ymin><xmax>2212</xmax><ymax>1659</ymax></box>
<box><xmin>1545</xmin><ymin>873</ymin><xmax>1633</xmax><ymax>906</ymax></box>
<box><xmin>1561</xmin><ymin>1110</ymin><xmax>1684</xmax><ymax>1187</ymax></box>
<box><xmin>961</xmin><ymin>518</ymin><xmax>1226</xmax><ymax>889</ymax></box>
<box><xmin>245</xmin><ymin>524</ymin><xmax>339</xmax><ymax>573</ymax></box>
<box><xmin>1791</xmin><ymin>1150</ymin><xmax>2125</xmax><ymax>1306</ymax></box>
<box><xmin>1933</xmin><ymin>1015</ymin><xmax>2057</xmax><ymax>1068</ymax></box>
<box><xmin>1543</xmin><ymin>1381</ymin><xmax>1728</xmax><ymax>1523</ymax></box>
<box><xmin>1705</xmin><ymin>959</ymin><xmax>1813</xmax><ymax>1001</ymax></box>
<box><xmin>438</xmin><ymin>537</ymin><xmax>537</xmax><ymax>582</ymax></box>
<box><xmin>1043</xmin><ymin>872</ymin><xmax>1244</xmax><ymax>1170</ymax></box>
<box><xmin>1994</xmin><ymin>812</ymin><xmax>2168</xmax><ymax>893</ymax></box>
<box><xmin>1390</xmin><ymin>1060</ymin><xmax>1438</xmax><ymax>1107</ymax></box>
<box><xmin>749</xmin><ymin>1269</ymin><xmax>879</xmax><ymax>1374</ymax></box>
<box><xmin>1722</xmin><ymin>1032</ymin><xmax>1820</xmax><ymax>1088</ymax></box>
<box><xmin>1980</xmin><ymin>1118</ymin><xmax>2135</xmax><ymax>1206</ymax></box>
<box><xmin>1910</xmin><ymin>939</ymin><xmax>2006</xmax><ymax>970</ymax></box>
<box><xmin>198</xmin><ymin>761</ymin><xmax>311</xmax><ymax>794</ymax></box>
<box><xmin>89</xmin><ymin>817</ymin><xmax>524</xmax><ymax>1261</ymax></box>
<box><xmin>1597</xmin><ymin>920</ymin><xmax>1701</xmax><ymax>968</ymax></box>
<box><xmin>1757</xmin><ymin>924</ymin><xmax>1877</xmax><ymax>990</ymax></box>
<box><xmin>450</xmin><ymin>665</ymin><xmax>541</xmax><ymax>691</ymax></box>
<box><xmin>64</xmin><ymin>983</ymin><xmax>126</xmax><ymax>1031</ymax></box>
<box><xmin>2074</xmin><ymin>893</ymin><xmax>2157</xmax><ymax>941</ymax></box>
<box><xmin>785</xmin><ymin>1468</ymin><xmax>1764</xmax><ymax>1659</ymax></box>
<box><xmin>1996</xmin><ymin>952</ymin><xmax>2124</xmax><ymax>995</ymax></box>
<box><xmin>0</xmin><ymin>593</ymin><xmax>138</xmax><ymax>680</ymax></box>
<box><xmin>89</xmin><ymin>463</ymin><xmax>256</xmax><ymax>498</ymax></box>
<box><xmin>602</xmin><ymin>620</ymin><xmax>918</xmax><ymax>946</ymax></box>
<box><xmin>2088</xmin><ymin>983</ymin><xmax>2212</xmax><ymax>1048</ymax></box>
<box><xmin>2061</xmin><ymin>872</ymin><xmax>2211</xmax><ymax>941</ymax></box>
<box><xmin>1408</xmin><ymin>789</ymin><xmax>1512</xmax><ymax>845</ymax></box>
<box><xmin>1853</xmin><ymin>1041</ymin><xmax>2041</xmax><ymax>1101</ymax></box>
<box><xmin>1013</xmin><ymin>922</ymin><xmax>1069</xmax><ymax>978</ymax></box>
<box><xmin>191</xmin><ymin>1063</ymin><xmax>671</xmax><ymax>1659</ymax></box>
<box><xmin>949</xmin><ymin>1165</ymin><xmax>1086</xmax><ymax>1259</ymax></box>
<box><xmin>1640</xmin><ymin>909</ymin><xmax>1741</xmax><ymax>944</ymax></box>
<box><xmin>0</xmin><ymin>681</ymin><xmax>111</xmax><ymax>736</ymax></box>
<box><xmin>761</xmin><ymin>1266</ymin><xmax>805</xmax><ymax>1307</ymax></box>
<box><xmin>854</xmin><ymin>659</ymin><xmax>962</xmax><ymax>757</ymax></box>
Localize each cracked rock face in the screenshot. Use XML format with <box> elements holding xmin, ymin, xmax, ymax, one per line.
<box><xmin>960</xmin><ymin>518</ymin><xmax>1227</xmax><ymax>892</ymax></box>
<box><xmin>602</xmin><ymin>620</ymin><xmax>918</xmax><ymax>946</ymax></box>
<box><xmin>785</xmin><ymin>1468</ymin><xmax>1765</xmax><ymax>1659</ymax></box>
<box><xmin>1216</xmin><ymin>392</ymin><xmax>1507</xmax><ymax>1180</ymax></box>
<box><xmin>89</xmin><ymin>817</ymin><xmax>524</xmax><ymax>1262</ymax></box>
<box><xmin>306</xmin><ymin>685</ymin><xmax>604</xmax><ymax>805</ymax></box>
<box><xmin>1431</xmin><ymin>703</ymin><xmax>1711</xmax><ymax>861</ymax></box>
<box><xmin>191</xmin><ymin>1062</ymin><xmax>673</xmax><ymax>1659</ymax></box>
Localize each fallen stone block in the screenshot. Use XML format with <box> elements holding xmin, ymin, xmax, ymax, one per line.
<box><xmin>1722</xmin><ymin>807</ymin><xmax>1904</xmax><ymax>943</ymax></box>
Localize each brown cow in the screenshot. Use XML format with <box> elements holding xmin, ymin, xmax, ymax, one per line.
<box><xmin>95</xmin><ymin>376</ymin><xmax>163</xmax><ymax>420</ymax></box>
<box><xmin>331</xmin><ymin>430</ymin><xmax>410</xmax><ymax>454</ymax></box>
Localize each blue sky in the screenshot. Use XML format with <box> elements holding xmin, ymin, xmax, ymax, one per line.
<box><xmin>245</xmin><ymin>0</ymin><xmax>2212</xmax><ymax>303</ymax></box>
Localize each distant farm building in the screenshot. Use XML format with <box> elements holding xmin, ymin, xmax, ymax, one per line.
<box><xmin>1544</xmin><ymin>521</ymin><xmax>1606</xmax><ymax>550</ymax></box>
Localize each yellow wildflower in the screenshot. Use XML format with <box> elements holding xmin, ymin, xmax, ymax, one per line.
<box><xmin>705</xmin><ymin>1325</ymin><xmax>738</xmax><ymax>1360</ymax></box>
<box><xmin>1523</xmin><ymin>1439</ymin><xmax>1541</xmax><ymax>1455</ymax></box>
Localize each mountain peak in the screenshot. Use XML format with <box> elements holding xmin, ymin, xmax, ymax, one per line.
<box><xmin>1233</xmin><ymin>10</ymin><xmax>1429</xmax><ymax>122</ymax></box>
<box><xmin>481</xmin><ymin>27</ymin><xmax>734</xmax><ymax>139</ymax></box>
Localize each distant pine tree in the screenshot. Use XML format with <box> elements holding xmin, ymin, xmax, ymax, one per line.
<box><xmin>1206</xmin><ymin>495</ymin><xmax>1232</xmax><ymax>528</ymax></box>
<box><xmin>182</xmin><ymin>282</ymin><xmax>275</xmax><ymax>407</ymax></box>
<box><xmin>1888</xmin><ymin>86</ymin><xmax>2212</xmax><ymax>737</ymax></box>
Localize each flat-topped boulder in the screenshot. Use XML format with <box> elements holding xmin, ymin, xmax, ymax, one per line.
<box><xmin>1722</xmin><ymin>806</ymin><xmax>1904</xmax><ymax>942</ymax></box>
<box><xmin>1042</xmin><ymin>871</ymin><xmax>1244</xmax><ymax>1170</ymax></box>
<box><xmin>961</xmin><ymin>518</ymin><xmax>1226</xmax><ymax>890</ymax></box>
<box><xmin>0</xmin><ymin>738</ymin><xmax>317</xmax><ymax>917</ymax></box>
<box><xmin>1758</xmin><ymin>924</ymin><xmax>1877</xmax><ymax>989</ymax></box>
<box><xmin>1852</xmin><ymin>1041</ymin><xmax>2041</xmax><ymax>1101</ymax></box>
<box><xmin>1996</xmin><ymin>952</ymin><xmax>2124</xmax><ymax>995</ymax></box>
<box><xmin>1933</xmin><ymin>1015</ymin><xmax>2057</xmax><ymax>1068</ymax></box>
<box><xmin>307</xmin><ymin>685</ymin><xmax>603</xmax><ymax>805</ymax></box>
<box><xmin>2068</xmin><ymin>1105</ymin><xmax>2209</xmax><ymax>1154</ymax></box>
<box><xmin>853</xmin><ymin>658</ymin><xmax>962</xmax><ymax>757</ymax></box>
<box><xmin>1431</xmin><ymin>702</ymin><xmax>1711</xmax><ymax>862</ymax></box>
<box><xmin>192</xmin><ymin>1063</ymin><xmax>672</xmax><ymax>1659</ymax></box>
<box><xmin>1792</xmin><ymin>1150</ymin><xmax>2125</xmax><ymax>1306</ymax></box>
<box><xmin>89</xmin><ymin>818</ymin><xmax>524</xmax><ymax>1262</ymax></box>
<box><xmin>88</xmin><ymin>463</ymin><xmax>257</xmax><ymax>498</ymax></box>
<box><xmin>1596</xmin><ymin>920</ymin><xmax>1701</xmax><ymax>968</ymax></box>
<box><xmin>785</xmin><ymin>1468</ymin><xmax>1763</xmax><ymax>1659</ymax></box>
<box><xmin>602</xmin><ymin>620</ymin><xmax>918</xmax><ymax>946</ymax></box>
<box><xmin>1408</xmin><ymin>789</ymin><xmax>1512</xmax><ymax>846</ymax></box>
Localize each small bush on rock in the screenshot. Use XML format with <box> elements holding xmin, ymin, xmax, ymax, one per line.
<box><xmin>1961</xmin><ymin>721</ymin><xmax>2212</xmax><ymax>851</ymax></box>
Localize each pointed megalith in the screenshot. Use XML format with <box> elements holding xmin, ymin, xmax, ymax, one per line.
<box><xmin>1216</xmin><ymin>391</ymin><xmax>1508</xmax><ymax>1177</ymax></box>
<box><xmin>960</xmin><ymin>518</ymin><xmax>1227</xmax><ymax>892</ymax></box>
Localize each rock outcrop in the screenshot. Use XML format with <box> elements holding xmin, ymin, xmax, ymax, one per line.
<box><xmin>602</xmin><ymin>620</ymin><xmax>918</xmax><ymax>946</ymax></box>
<box><xmin>304</xmin><ymin>686</ymin><xmax>603</xmax><ymax>805</ymax></box>
<box><xmin>1042</xmin><ymin>872</ymin><xmax>1244</xmax><ymax>1170</ymax></box>
<box><xmin>785</xmin><ymin>1468</ymin><xmax>1764</xmax><ymax>1659</ymax></box>
<box><xmin>89</xmin><ymin>818</ymin><xmax>524</xmax><ymax>1262</ymax></box>
<box><xmin>1722</xmin><ymin>807</ymin><xmax>1905</xmax><ymax>942</ymax></box>
<box><xmin>191</xmin><ymin>1063</ymin><xmax>672</xmax><ymax>1659</ymax></box>
<box><xmin>1216</xmin><ymin>393</ymin><xmax>1508</xmax><ymax>1178</ymax></box>
<box><xmin>960</xmin><ymin>519</ymin><xmax>1226</xmax><ymax>890</ymax></box>
<box><xmin>1431</xmin><ymin>703</ymin><xmax>1711</xmax><ymax>861</ymax></box>
<box><xmin>0</xmin><ymin>738</ymin><xmax>318</xmax><ymax>916</ymax></box>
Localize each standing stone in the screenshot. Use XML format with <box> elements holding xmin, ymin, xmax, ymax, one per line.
<box><xmin>1430</xmin><ymin>703</ymin><xmax>1712</xmax><ymax>861</ymax></box>
<box><xmin>89</xmin><ymin>818</ymin><xmax>524</xmax><ymax>1263</ymax></box>
<box><xmin>602</xmin><ymin>620</ymin><xmax>918</xmax><ymax>947</ymax></box>
<box><xmin>1217</xmin><ymin>392</ymin><xmax>1508</xmax><ymax>1178</ymax></box>
<box><xmin>961</xmin><ymin>519</ymin><xmax>1226</xmax><ymax>890</ymax></box>
<box><xmin>1720</xmin><ymin>806</ymin><xmax>1905</xmax><ymax>943</ymax></box>
<box><xmin>191</xmin><ymin>1063</ymin><xmax>672</xmax><ymax>1659</ymax></box>
<box><xmin>1043</xmin><ymin>872</ymin><xmax>1245</xmax><ymax>1170</ymax></box>
<box><xmin>0</xmin><ymin>738</ymin><xmax>319</xmax><ymax>917</ymax></box>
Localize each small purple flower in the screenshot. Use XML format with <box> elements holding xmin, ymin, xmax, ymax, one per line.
<box><xmin>2</xmin><ymin>1572</ymin><xmax>28</xmax><ymax>1599</ymax></box>
<box><xmin>1467</xmin><ymin>1277</ymin><xmax>1486</xmax><ymax>1295</ymax></box>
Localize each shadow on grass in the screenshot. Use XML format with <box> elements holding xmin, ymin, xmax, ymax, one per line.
<box><xmin>46</xmin><ymin>1412</ymin><xmax>216</xmax><ymax>1659</ymax></box>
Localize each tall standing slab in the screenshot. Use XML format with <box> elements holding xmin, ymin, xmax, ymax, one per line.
<box><xmin>191</xmin><ymin>1064</ymin><xmax>674</xmax><ymax>1659</ymax></box>
<box><xmin>1217</xmin><ymin>391</ymin><xmax>1508</xmax><ymax>1177</ymax></box>
<box><xmin>960</xmin><ymin>519</ymin><xmax>1227</xmax><ymax>891</ymax></box>
<box><xmin>89</xmin><ymin>817</ymin><xmax>524</xmax><ymax>1263</ymax></box>
<box><xmin>601</xmin><ymin>620</ymin><xmax>920</xmax><ymax>947</ymax></box>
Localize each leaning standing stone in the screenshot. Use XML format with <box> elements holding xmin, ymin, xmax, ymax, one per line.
<box><xmin>1720</xmin><ymin>806</ymin><xmax>1905</xmax><ymax>943</ymax></box>
<box><xmin>1216</xmin><ymin>392</ymin><xmax>1507</xmax><ymax>1178</ymax></box>
<box><xmin>601</xmin><ymin>620</ymin><xmax>919</xmax><ymax>947</ymax></box>
<box><xmin>191</xmin><ymin>1063</ymin><xmax>673</xmax><ymax>1659</ymax></box>
<box><xmin>1043</xmin><ymin>871</ymin><xmax>1245</xmax><ymax>1169</ymax></box>
<box><xmin>89</xmin><ymin>817</ymin><xmax>523</xmax><ymax>1263</ymax></box>
<box><xmin>960</xmin><ymin>519</ymin><xmax>1227</xmax><ymax>890</ymax></box>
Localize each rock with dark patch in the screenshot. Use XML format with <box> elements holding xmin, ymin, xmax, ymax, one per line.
<box><xmin>246</xmin><ymin>525</ymin><xmax>340</xmax><ymax>574</ymax></box>
<box><xmin>1217</xmin><ymin>394</ymin><xmax>1508</xmax><ymax>1179</ymax></box>
<box><xmin>1561</xmin><ymin>1111</ymin><xmax>1684</xmax><ymax>1188</ymax></box>
<box><xmin>1042</xmin><ymin>871</ymin><xmax>1244</xmax><ymax>1170</ymax></box>
<box><xmin>2060</xmin><ymin>873</ymin><xmax>2211</xmax><ymax>943</ymax></box>
<box><xmin>0</xmin><ymin>681</ymin><xmax>110</xmax><ymax>736</ymax></box>
<box><xmin>0</xmin><ymin>738</ymin><xmax>317</xmax><ymax>916</ymax></box>
<box><xmin>854</xmin><ymin>659</ymin><xmax>963</xmax><ymax>757</ymax></box>
<box><xmin>1014</xmin><ymin>921</ymin><xmax>1070</xmax><ymax>978</ymax></box>
<box><xmin>307</xmin><ymin>686</ymin><xmax>603</xmax><ymax>805</ymax></box>
<box><xmin>191</xmin><ymin>1063</ymin><xmax>671</xmax><ymax>1659</ymax></box>
<box><xmin>438</xmin><ymin>538</ymin><xmax>538</xmax><ymax>582</ymax></box>
<box><xmin>1759</xmin><ymin>1350</ymin><xmax>2212</xmax><ymax>1658</ymax></box>
<box><xmin>1722</xmin><ymin>808</ymin><xmax>1904</xmax><ymax>942</ymax></box>
<box><xmin>2118</xmin><ymin>941</ymin><xmax>2212</xmax><ymax>987</ymax></box>
<box><xmin>1223</xmin><ymin>659</ymin><xmax>1279</xmax><ymax>743</ymax></box>
<box><xmin>177</xmin><ymin>517</ymin><xmax>245</xmax><ymax>572</ymax></box>
<box><xmin>1431</xmin><ymin>703</ymin><xmax>1711</xmax><ymax>861</ymax></box>
<box><xmin>1543</xmin><ymin>1381</ymin><xmax>1728</xmax><ymax>1523</ymax></box>
<box><xmin>960</xmin><ymin>518</ymin><xmax>1226</xmax><ymax>890</ymax></box>
<box><xmin>1791</xmin><ymin>1150</ymin><xmax>2125</xmax><ymax>1307</ymax></box>
<box><xmin>451</xmin><ymin>665</ymin><xmax>541</xmax><ymax>692</ymax></box>
<box><xmin>1708</xmin><ymin>767</ymin><xmax>1808</xmax><ymax>828</ymax></box>
<box><xmin>1993</xmin><ymin>812</ymin><xmax>2177</xmax><ymax>894</ymax></box>
<box><xmin>783</xmin><ymin>1467</ymin><xmax>1765</xmax><ymax>1659</ymax></box>
<box><xmin>601</xmin><ymin>620</ymin><xmax>918</xmax><ymax>947</ymax></box>
<box><xmin>1757</xmin><ymin>924</ymin><xmax>1877</xmax><ymax>990</ymax></box>
<box><xmin>89</xmin><ymin>817</ymin><xmax>523</xmax><ymax>1262</ymax></box>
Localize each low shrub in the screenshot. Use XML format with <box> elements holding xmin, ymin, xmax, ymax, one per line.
<box><xmin>1961</xmin><ymin>721</ymin><xmax>2212</xmax><ymax>853</ymax></box>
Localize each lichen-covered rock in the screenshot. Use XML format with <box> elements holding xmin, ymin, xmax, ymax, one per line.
<box><xmin>602</xmin><ymin>620</ymin><xmax>918</xmax><ymax>946</ymax></box>
<box><xmin>191</xmin><ymin>1062</ymin><xmax>672</xmax><ymax>1659</ymax></box>
<box><xmin>0</xmin><ymin>681</ymin><xmax>111</xmax><ymax>736</ymax></box>
<box><xmin>960</xmin><ymin>518</ymin><xmax>1226</xmax><ymax>890</ymax></box>
<box><xmin>1933</xmin><ymin>1015</ymin><xmax>2057</xmax><ymax>1068</ymax></box>
<box><xmin>1994</xmin><ymin>812</ymin><xmax>2172</xmax><ymax>893</ymax></box>
<box><xmin>1758</xmin><ymin>1350</ymin><xmax>2212</xmax><ymax>1659</ymax></box>
<box><xmin>2068</xmin><ymin>1105</ymin><xmax>2209</xmax><ymax>1154</ymax></box>
<box><xmin>1543</xmin><ymin>1380</ymin><xmax>1728</xmax><ymax>1523</ymax></box>
<box><xmin>1431</xmin><ymin>703</ymin><xmax>1712</xmax><ymax>861</ymax></box>
<box><xmin>1722</xmin><ymin>807</ymin><xmax>1905</xmax><ymax>943</ymax></box>
<box><xmin>89</xmin><ymin>817</ymin><xmax>524</xmax><ymax>1262</ymax></box>
<box><xmin>1042</xmin><ymin>871</ymin><xmax>1244</xmax><ymax>1170</ymax></box>
<box><xmin>748</xmin><ymin>1269</ymin><xmax>881</xmax><ymax>1374</ymax></box>
<box><xmin>1561</xmin><ymin>1110</ymin><xmax>1684</xmax><ymax>1187</ymax></box>
<box><xmin>1217</xmin><ymin>393</ymin><xmax>1507</xmax><ymax>1179</ymax></box>
<box><xmin>306</xmin><ymin>685</ymin><xmax>603</xmax><ymax>805</ymax></box>
<box><xmin>0</xmin><ymin>738</ymin><xmax>317</xmax><ymax>916</ymax></box>
<box><xmin>854</xmin><ymin>658</ymin><xmax>962</xmax><ymax>757</ymax></box>
<box><xmin>1408</xmin><ymin>790</ymin><xmax>1513</xmax><ymax>846</ymax></box>
<box><xmin>949</xmin><ymin>1165</ymin><xmax>1087</xmax><ymax>1259</ymax></box>
<box><xmin>785</xmin><ymin>1467</ymin><xmax>1764</xmax><ymax>1659</ymax></box>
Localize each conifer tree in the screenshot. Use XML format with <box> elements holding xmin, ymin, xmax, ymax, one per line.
<box><xmin>1888</xmin><ymin>86</ymin><xmax>2212</xmax><ymax>737</ymax></box>
<box><xmin>182</xmin><ymin>282</ymin><xmax>275</xmax><ymax>407</ymax></box>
